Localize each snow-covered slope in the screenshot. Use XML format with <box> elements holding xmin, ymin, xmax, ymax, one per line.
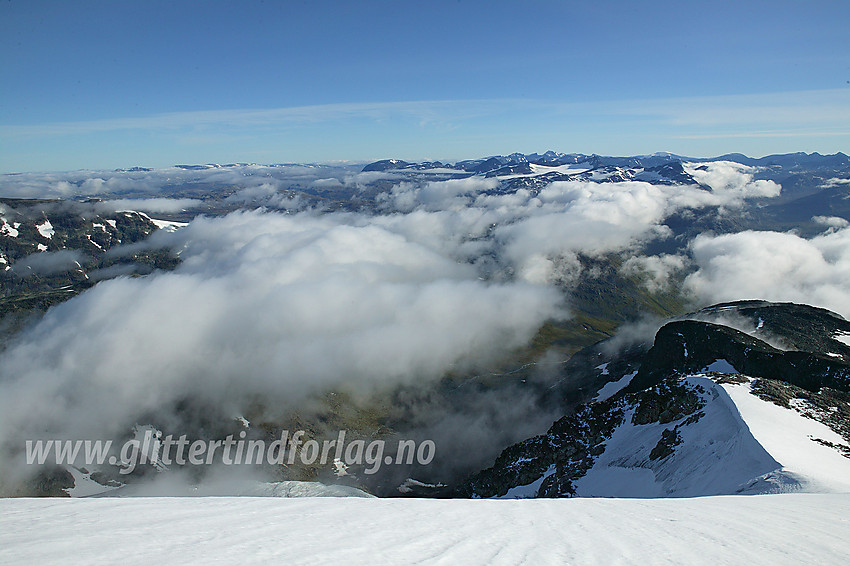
<box><xmin>575</xmin><ymin>375</ymin><xmax>850</xmax><ymax>497</ymax></box>
<box><xmin>462</xmin><ymin>373</ymin><xmax>850</xmax><ymax>499</ymax></box>
<box><xmin>2</xmin><ymin>494</ymin><xmax>849</xmax><ymax>565</ymax></box>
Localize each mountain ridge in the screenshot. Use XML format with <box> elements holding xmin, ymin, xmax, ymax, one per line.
<box><xmin>458</xmin><ymin>300</ymin><xmax>850</xmax><ymax>499</ymax></box>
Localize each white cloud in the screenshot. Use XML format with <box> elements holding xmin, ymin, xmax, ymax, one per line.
<box><xmin>380</xmin><ymin>177</ymin><xmax>499</xmax><ymax>212</ymax></box>
<box><xmin>685</xmin><ymin>227</ymin><xmax>850</xmax><ymax>318</ymax></box>
<box><xmin>311</xmin><ymin>178</ymin><xmax>344</xmax><ymax>188</ymax></box>
<box><xmin>0</xmin><ymin>164</ymin><xmax>362</xmax><ymax>200</ymax></box>
<box><xmin>11</xmin><ymin>249</ymin><xmax>87</xmax><ymax>276</ymax></box>
<box><xmin>682</xmin><ymin>161</ymin><xmax>780</xmax><ymax>203</ymax></box>
<box><xmin>813</xmin><ymin>216</ymin><xmax>849</xmax><ymax>232</ymax></box>
<box><xmin>621</xmin><ymin>254</ymin><xmax>688</xmax><ymax>292</ymax></box>
<box><xmin>99</xmin><ymin>198</ymin><xmax>204</xmax><ymax>214</ymax></box>
<box><xmin>0</xmin><ymin>209</ymin><xmax>563</xmax><ymax>484</ymax></box>
<box><xmin>0</xmin><ymin>159</ymin><xmax>791</xmax><ymax>488</ymax></box>
<box><xmin>820</xmin><ymin>178</ymin><xmax>850</xmax><ymax>188</ymax></box>
<box><xmin>377</xmin><ymin>164</ymin><xmax>781</xmax><ymax>285</ymax></box>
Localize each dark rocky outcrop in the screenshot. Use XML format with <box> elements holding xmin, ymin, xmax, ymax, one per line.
<box><xmin>627</xmin><ymin>302</ymin><xmax>850</xmax><ymax>395</ymax></box>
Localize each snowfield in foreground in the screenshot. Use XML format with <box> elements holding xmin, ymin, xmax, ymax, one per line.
<box><xmin>2</xmin><ymin>494</ymin><xmax>849</xmax><ymax>565</ymax></box>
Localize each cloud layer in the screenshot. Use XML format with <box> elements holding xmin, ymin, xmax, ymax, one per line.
<box><xmin>0</xmin><ymin>209</ymin><xmax>564</xmax><ymax>485</ymax></box>
<box><xmin>686</xmin><ymin>226</ymin><xmax>850</xmax><ymax>318</ymax></box>
<box><xmin>0</xmin><ymin>160</ymin><xmax>795</xmax><ymax>490</ymax></box>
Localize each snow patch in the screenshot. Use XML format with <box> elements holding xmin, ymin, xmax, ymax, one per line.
<box><xmin>150</xmin><ymin>218</ymin><xmax>188</xmax><ymax>231</ymax></box>
<box><xmin>85</xmin><ymin>234</ymin><xmax>103</xmax><ymax>250</ymax></box>
<box><xmin>593</xmin><ymin>371</ymin><xmax>637</xmax><ymax>402</ymax></box>
<box><xmin>495</xmin><ymin>465</ymin><xmax>556</xmax><ymax>499</ymax></box>
<box><xmin>397</xmin><ymin>478</ymin><xmax>446</xmax><ymax>493</ymax></box>
<box><xmin>37</xmin><ymin>219</ymin><xmax>54</xmax><ymax>238</ymax></box>
<box><xmin>0</xmin><ymin>218</ymin><xmax>19</xmax><ymax>237</ymax></box>
<box><xmin>102</xmin><ymin>479</ymin><xmax>373</xmax><ymax>498</ymax></box>
<box><xmin>702</xmin><ymin>359</ymin><xmax>739</xmax><ymax>373</ymax></box>
<box><xmin>64</xmin><ymin>466</ymin><xmax>119</xmax><ymax>498</ymax></box>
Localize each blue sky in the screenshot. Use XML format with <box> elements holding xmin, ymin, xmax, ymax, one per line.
<box><xmin>1</xmin><ymin>0</ymin><xmax>848</xmax><ymax>172</ymax></box>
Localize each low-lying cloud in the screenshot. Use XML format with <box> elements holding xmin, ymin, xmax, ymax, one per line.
<box><xmin>0</xmin><ymin>209</ymin><xmax>564</xmax><ymax>487</ymax></box>
<box><xmin>11</xmin><ymin>249</ymin><xmax>87</xmax><ymax>276</ymax></box>
<box><xmin>685</xmin><ymin>226</ymin><xmax>850</xmax><ymax>318</ymax></box>
<box><xmin>98</xmin><ymin>198</ymin><xmax>204</xmax><ymax>214</ymax></box>
<box><xmin>0</xmin><ymin>163</ymin><xmax>363</xmax><ymax>200</ymax></box>
<box><xmin>0</xmin><ymin>159</ymin><xmax>796</xmax><ymax>491</ymax></box>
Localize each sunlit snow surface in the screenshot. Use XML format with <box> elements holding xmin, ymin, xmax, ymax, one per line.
<box><xmin>575</xmin><ymin>376</ymin><xmax>850</xmax><ymax>498</ymax></box>
<box><xmin>593</xmin><ymin>370</ymin><xmax>638</xmax><ymax>402</ymax></box>
<box><xmin>36</xmin><ymin>219</ymin><xmax>54</xmax><ymax>239</ymax></box>
<box><xmin>2</xmin><ymin>495</ymin><xmax>849</xmax><ymax>565</ymax></box>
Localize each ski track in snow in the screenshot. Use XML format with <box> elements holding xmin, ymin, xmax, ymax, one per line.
<box><xmin>1</xmin><ymin>494</ymin><xmax>849</xmax><ymax>565</ymax></box>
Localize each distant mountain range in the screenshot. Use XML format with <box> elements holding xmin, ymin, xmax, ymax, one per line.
<box><xmin>357</xmin><ymin>150</ymin><xmax>850</xmax><ymax>235</ymax></box>
<box><xmin>362</xmin><ymin>150</ymin><xmax>850</xmax><ymax>175</ymax></box>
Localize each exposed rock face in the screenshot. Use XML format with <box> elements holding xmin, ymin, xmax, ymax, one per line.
<box><xmin>628</xmin><ymin>302</ymin><xmax>850</xmax><ymax>394</ymax></box>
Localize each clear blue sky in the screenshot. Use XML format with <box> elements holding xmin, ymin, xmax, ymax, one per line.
<box><xmin>1</xmin><ymin>0</ymin><xmax>848</xmax><ymax>172</ymax></box>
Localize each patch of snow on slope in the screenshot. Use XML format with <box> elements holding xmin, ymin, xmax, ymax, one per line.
<box><xmin>0</xmin><ymin>218</ymin><xmax>19</xmax><ymax>237</ymax></box>
<box><xmin>834</xmin><ymin>331</ymin><xmax>850</xmax><ymax>347</ymax></box>
<box><xmin>36</xmin><ymin>219</ymin><xmax>54</xmax><ymax>238</ymax></box>
<box><xmin>64</xmin><ymin>467</ymin><xmax>119</xmax><ymax>497</ymax></box>
<box><xmin>593</xmin><ymin>370</ymin><xmax>637</xmax><ymax>402</ymax></box>
<box><xmin>85</xmin><ymin>234</ymin><xmax>103</xmax><ymax>250</ymax></box>
<box><xmin>398</xmin><ymin>478</ymin><xmax>445</xmax><ymax>493</ymax></box>
<box><xmin>528</xmin><ymin>163</ymin><xmax>590</xmax><ymax>176</ymax></box>
<box><xmin>495</xmin><ymin>163</ymin><xmax>590</xmax><ymax>180</ymax></box>
<box><xmin>495</xmin><ymin>465</ymin><xmax>556</xmax><ymax>499</ymax></box>
<box><xmin>150</xmin><ymin>218</ymin><xmax>188</xmax><ymax>231</ymax></box>
<box><xmin>2</xmin><ymin>495</ymin><xmax>849</xmax><ymax>565</ymax></box>
<box><xmin>702</xmin><ymin>359</ymin><xmax>739</xmax><ymax>373</ymax></box>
